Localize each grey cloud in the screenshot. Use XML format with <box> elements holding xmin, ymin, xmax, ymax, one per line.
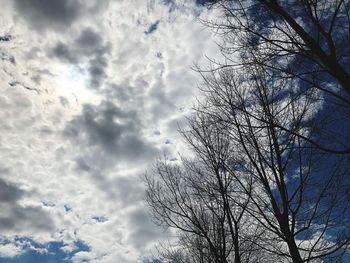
<box><xmin>13</xmin><ymin>0</ymin><xmax>111</xmax><ymax>31</ymax></box>
<box><xmin>76</xmin><ymin>28</ymin><xmax>103</xmax><ymax>50</ymax></box>
<box><xmin>76</xmin><ymin>28</ymin><xmax>109</xmax><ymax>88</ymax></box>
<box><xmin>13</xmin><ymin>0</ymin><xmax>82</xmax><ymax>31</ymax></box>
<box><xmin>0</xmin><ymin>177</ymin><xmax>24</xmax><ymax>203</ymax></box>
<box><xmin>50</xmin><ymin>28</ymin><xmax>110</xmax><ymax>89</ymax></box>
<box><xmin>74</xmin><ymin>158</ymin><xmax>144</xmax><ymax>207</ymax></box>
<box><xmin>75</xmin><ymin>158</ymin><xmax>92</xmax><ymax>173</ymax></box>
<box><xmin>0</xmin><ymin>205</ymin><xmax>54</xmax><ymax>232</ymax></box>
<box><xmin>166</xmin><ymin>115</ymin><xmax>187</xmax><ymax>134</ymax></box>
<box><xmin>0</xmin><ymin>177</ymin><xmax>54</xmax><ymax>233</ymax></box>
<box><xmin>103</xmin><ymin>82</ymin><xmax>143</xmax><ymax>103</ymax></box>
<box><xmin>149</xmin><ymin>84</ymin><xmax>176</xmax><ymax>121</ymax></box>
<box><xmin>52</xmin><ymin>28</ymin><xmax>107</xmax><ymax>60</ymax></box>
<box><xmin>65</xmin><ymin>100</ymin><xmax>158</xmax><ymax>163</ymax></box>
<box><xmin>127</xmin><ymin>209</ymin><xmax>164</xmax><ymax>250</ymax></box>
<box><xmin>112</xmin><ymin>176</ymin><xmax>145</xmax><ymax>206</ymax></box>
<box><xmin>65</xmin><ymin>100</ymin><xmax>160</xmax><ymax>206</ymax></box>
<box><xmin>89</xmin><ymin>56</ymin><xmax>108</xmax><ymax>88</ymax></box>
<box><xmin>52</xmin><ymin>43</ymin><xmax>77</xmax><ymax>64</ymax></box>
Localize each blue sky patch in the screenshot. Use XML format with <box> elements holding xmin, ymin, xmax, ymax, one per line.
<box><xmin>0</xmin><ymin>240</ymin><xmax>89</xmax><ymax>263</ymax></box>
<box><xmin>145</xmin><ymin>21</ymin><xmax>160</xmax><ymax>35</ymax></box>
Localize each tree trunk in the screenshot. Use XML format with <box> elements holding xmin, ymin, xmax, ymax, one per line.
<box><xmin>234</xmin><ymin>224</ymin><xmax>241</xmax><ymax>263</ymax></box>
<box><xmin>286</xmin><ymin>237</ymin><xmax>303</xmax><ymax>263</ymax></box>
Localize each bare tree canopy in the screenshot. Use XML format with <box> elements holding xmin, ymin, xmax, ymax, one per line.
<box><xmin>145</xmin><ymin>1</ymin><xmax>350</xmax><ymax>263</ymax></box>
<box><xmin>203</xmin><ymin>0</ymin><xmax>350</xmax><ymax>96</ymax></box>
<box><xmin>146</xmin><ymin>64</ymin><xmax>350</xmax><ymax>262</ymax></box>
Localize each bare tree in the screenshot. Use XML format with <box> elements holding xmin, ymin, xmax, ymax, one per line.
<box><xmin>145</xmin><ymin>1</ymin><xmax>350</xmax><ymax>262</ymax></box>
<box><xmin>202</xmin><ymin>0</ymin><xmax>350</xmax><ymax>96</ymax></box>
<box><xmin>195</xmin><ymin>64</ymin><xmax>350</xmax><ymax>262</ymax></box>
<box><xmin>145</xmin><ymin>64</ymin><xmax>350</xmax><ymax>262</ymax></box>
<box><xmin>196</xmin><ymin>0</ymin><xmax>350</xmax><ymax>156</ymax></box>
<box><xmin>145</xmin><ymin>119</ymin><xmax>276</xmax><ymax>263</ymax></box>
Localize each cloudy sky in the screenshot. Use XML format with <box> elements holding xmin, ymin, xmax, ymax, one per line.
<box><xmin>0</xmin><ymin>1</ymin><xmax>219</xmax><ymax>262</ymax></box>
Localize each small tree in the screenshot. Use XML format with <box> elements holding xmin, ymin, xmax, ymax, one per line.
<box><xmin>145</xmin><ymin>117</ymin><xmax>275</xmax><ymax>262</ymax></box>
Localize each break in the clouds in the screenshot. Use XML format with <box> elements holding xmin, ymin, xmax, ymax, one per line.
<box><xmin>50</xmin><ymin>27</ymin><xmax>110</xmax><ymax>89</ymax></box>
<box><xmin>0</xmin><ymin>0</ymin><xmax>219</xmax><ymax>262</ymax></box>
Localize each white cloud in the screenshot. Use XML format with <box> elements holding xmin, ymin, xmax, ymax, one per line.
<box><xmin>0</xmin><ymin>0</ymin><xmax>220</xmax><ymax>261</ymax></box>
<box><xmin>0</xmin><ymin>243</ymin><xmax>23</xmax><ymax>258</ymax></box>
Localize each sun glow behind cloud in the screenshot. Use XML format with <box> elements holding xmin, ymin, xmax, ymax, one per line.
<box><xmin>58</xmin><ymin>65</ymin><xmax>99</xmax><ymax>105</ymax></box>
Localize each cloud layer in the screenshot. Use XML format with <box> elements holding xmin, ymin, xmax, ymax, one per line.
<box><xmin>0</xmin><ymin>0</ymin><xmax>219</xmax><ymax>262</ymax></box>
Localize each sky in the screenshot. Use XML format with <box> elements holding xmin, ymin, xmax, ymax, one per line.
<box><xmin>0</xmin><ymin>0</ymin><xmax>220</xmax><ymax>262</ymax></box>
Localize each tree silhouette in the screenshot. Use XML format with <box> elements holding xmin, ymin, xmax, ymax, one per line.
<box><xmin>145</xmin><ymin>1</ymin><xmax>350</xmax><ymax>262</ymax></box>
